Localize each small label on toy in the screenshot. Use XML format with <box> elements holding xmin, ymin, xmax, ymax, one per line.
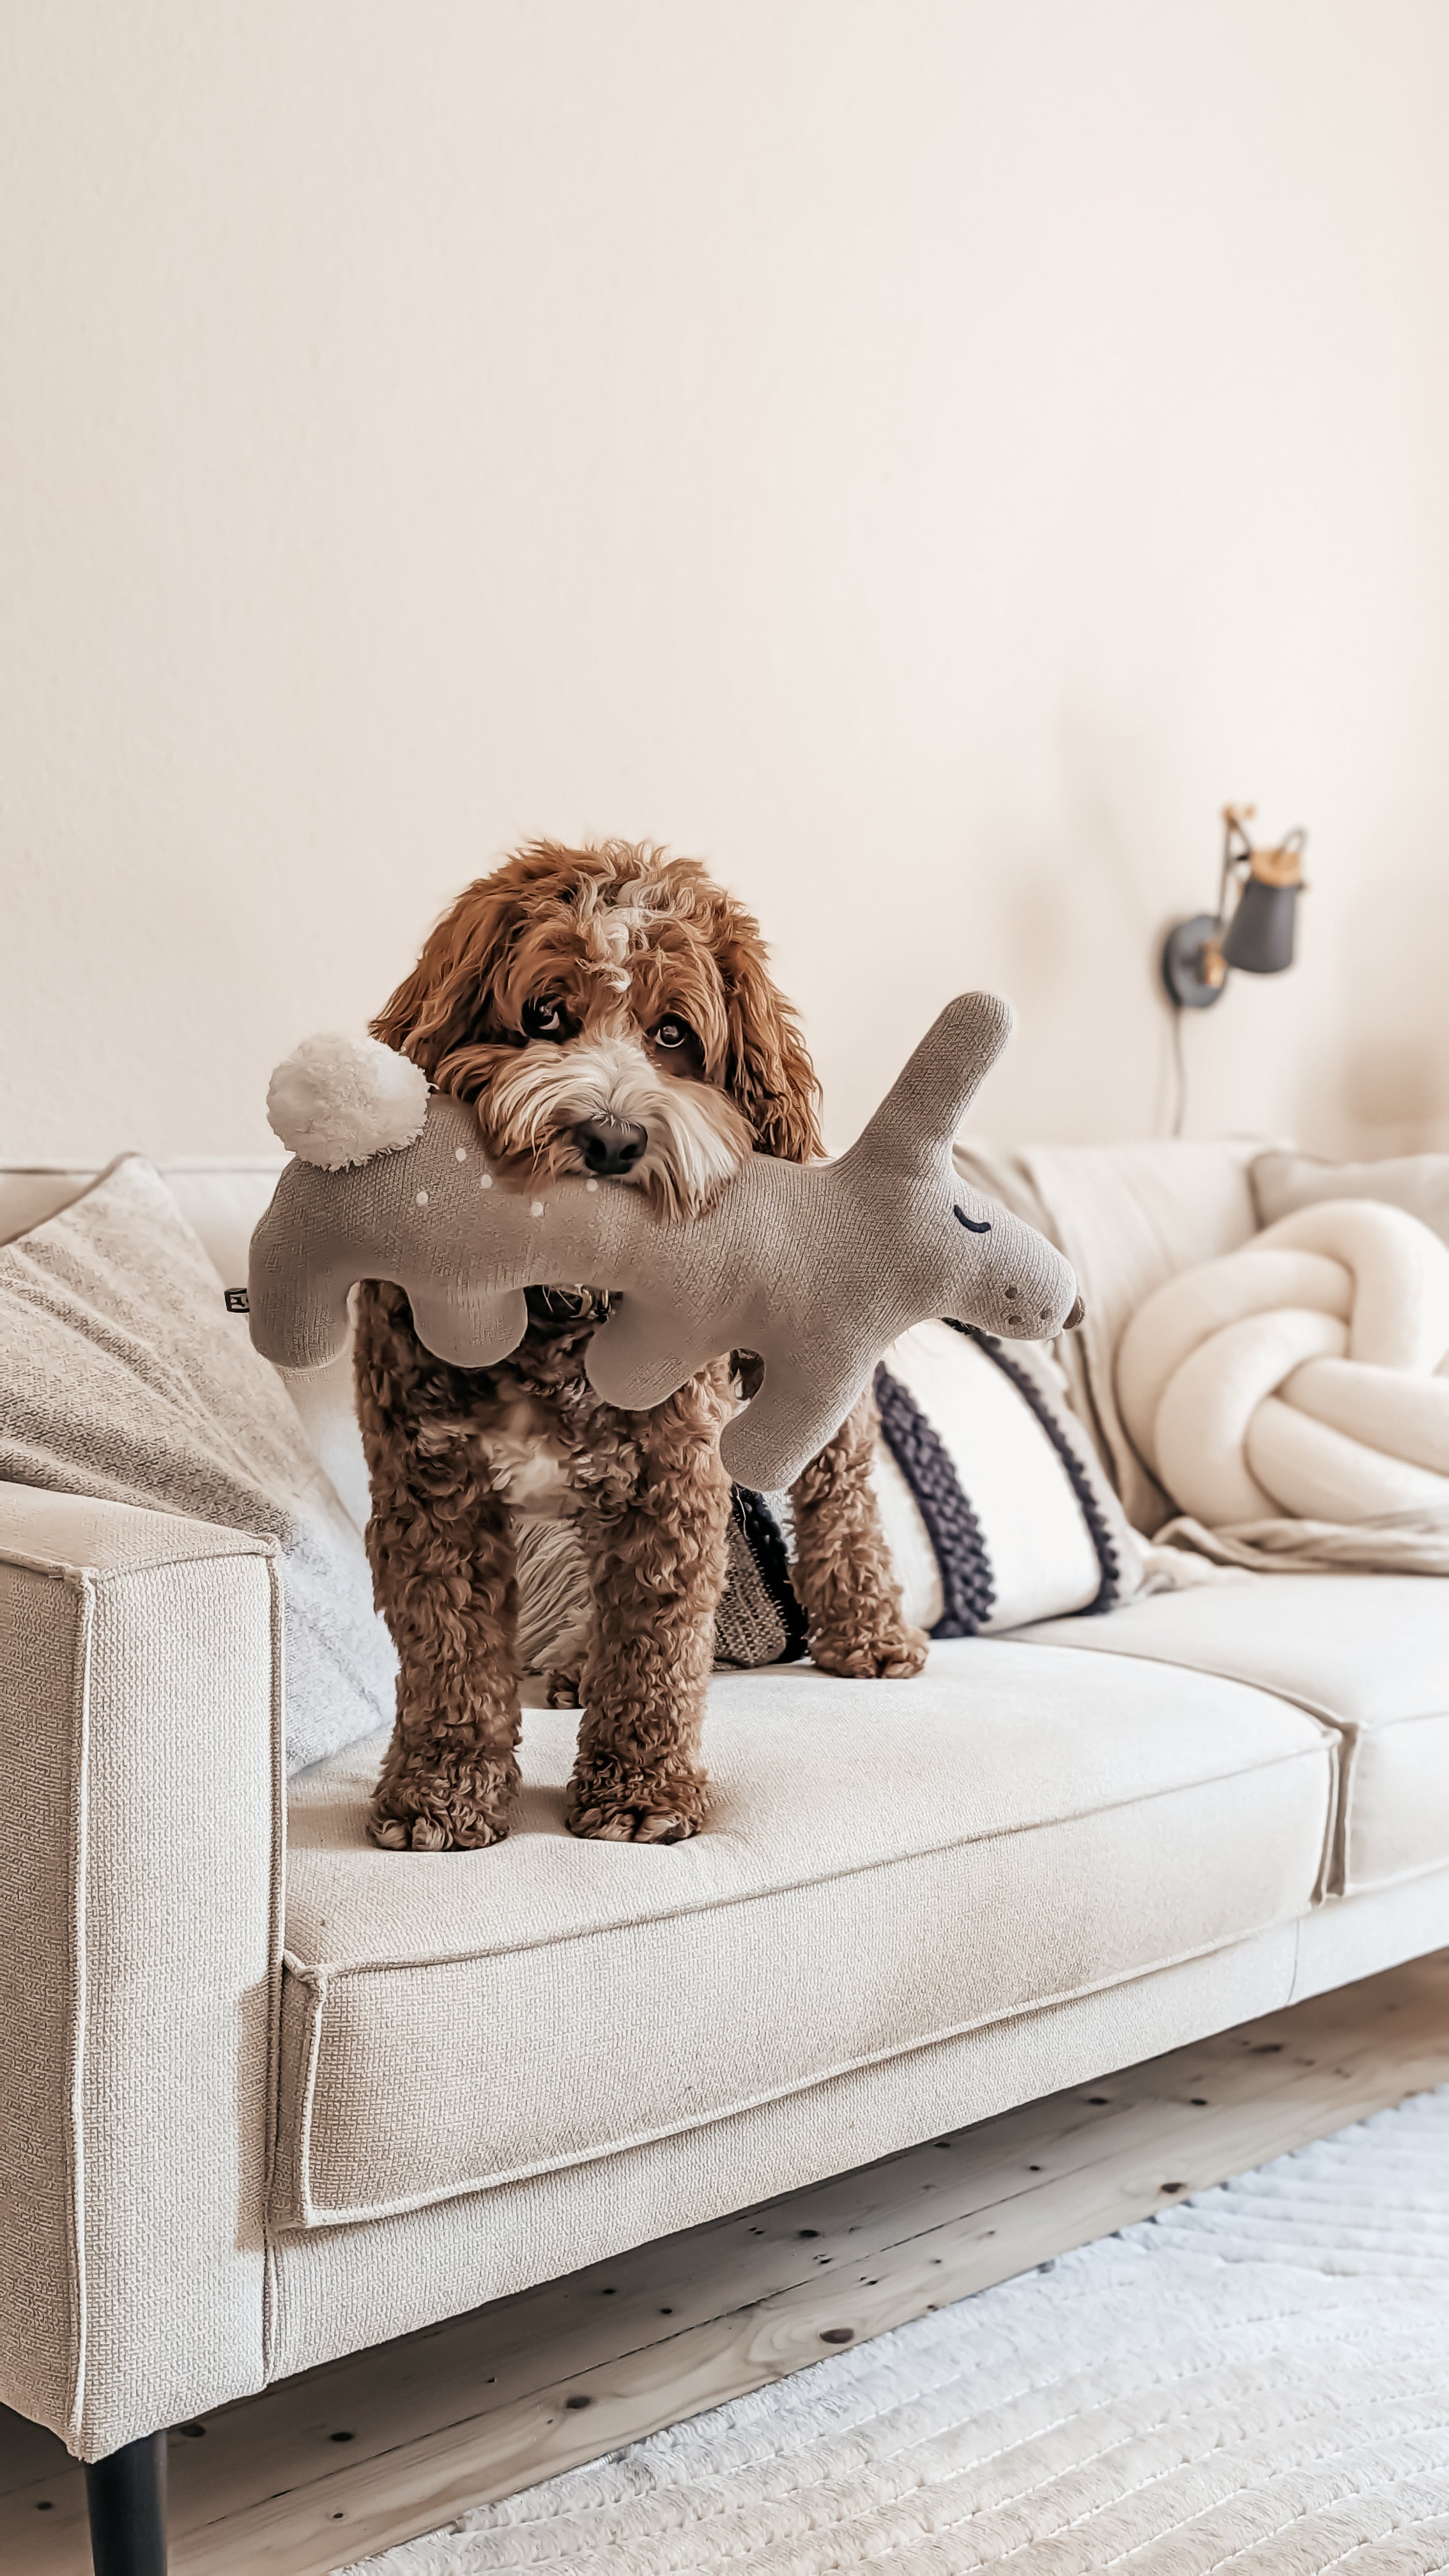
<box><xmin>224</xmin><ymin>1287</ymin><xmax>250</xmax><ymax>1314</ymax></box>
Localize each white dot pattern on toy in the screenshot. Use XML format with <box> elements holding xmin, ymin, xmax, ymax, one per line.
<box><xmin>249</xmin><ymin>993</ymin><xmax>1082</xmax><ymax>1492</ymax></box>
<box><xmin>415</xmin><ymin>1190</ymin><xmax>429</xmax><ymax>1206</ymax></box>
<box><xmin>456</xmin><ymin>1146</ymin><xmax>467</xmax><ymax>1161</ymax></box>
<box><xmin>585</xmin><ymin>1178</ymin><xmax>599</xmax><ymax>1192</ymax></box>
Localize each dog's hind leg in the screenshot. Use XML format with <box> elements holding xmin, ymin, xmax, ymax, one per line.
<box><xmin>565</xmin><ymin>1364</ymin><xmax>733</xmax><ymax>1843</ymax></box>
<box><xmin>790</xmin><ymin>1389</ymin><xmax>928</xmax><ymax>1680</ymax></box>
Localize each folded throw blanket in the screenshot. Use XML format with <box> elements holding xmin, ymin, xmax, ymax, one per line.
<box><xmin>1117</xmin><ymin>1200</ymin><xmax>1449</xmax><ymax>1547</ymax></box>
<box><xmin>1149</xmin><ymin>1508</ymin><xmax>1449</xmax><ymax>1580</ymax></box>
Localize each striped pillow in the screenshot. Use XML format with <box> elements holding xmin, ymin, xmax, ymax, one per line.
<box><xmin>872</xmin><ymin>1320</ymin><xmax>1143</xmax><ymax>1636</ymax></box>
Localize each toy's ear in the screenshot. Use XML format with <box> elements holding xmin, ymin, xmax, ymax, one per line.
<box><xmin>370</xmin><ymin>874</ymin><xmax>522</xmax><ymax>1078</ymax></box>
<box><xmin>716</xmin><ymin>907</ymin><xmax>824</xmax><ymax>1163</ymax></box>
<box><xmin>855</xmin><ymin>992</ymin><xmax>1015</xmax><ymax>1169</ymax></box>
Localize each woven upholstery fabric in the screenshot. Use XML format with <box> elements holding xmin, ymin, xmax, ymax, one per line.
<box><xmin>0</xmin><ymin>1485</ymin><xmax>282</xmax><ymax>2460</ymax></box>
<box><xmin>277</xmin><ymin>1643</ymin><xmax>1332</xmax><ymax>2230</ymax></box>
<box><xmin>1018</xmin><ymin>1574</ymin><xmax>1449</xmax><ymax>1895</ymax></box>
<box><xmin>712</xmin><ymin>1490</ymin><xmax>806</xmax><ymax>1667</ymax></box>
<box><xmin>0</xmin><ymin>1155</ymin><xmax>394</xmax><ymax>1770</ymax></box>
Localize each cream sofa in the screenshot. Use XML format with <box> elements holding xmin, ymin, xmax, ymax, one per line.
<box><xmin>3</xmin><ymin>1146</ymin><xmax>1447</xmax><ymax>2575</ymax></box>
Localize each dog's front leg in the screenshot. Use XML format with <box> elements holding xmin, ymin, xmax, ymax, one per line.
<box><xmin>565</xmin><ymin>1366</ymin><xmax>733</xmax><ymax>1843</ymax></box>
<box><xmin>789</xmin><ymin>1389</ymin><xmax>928</xmax><ymax>1680</ymax></box>
<box><xmin>355</xmin><ymin>1282</ymin><xmax>523</xmax><ymax>1851</ymax></box>
<box><xmin>365</xmin><ymin>1474</ymin><xmax>522</xmax><ymax>1851</ymax></box>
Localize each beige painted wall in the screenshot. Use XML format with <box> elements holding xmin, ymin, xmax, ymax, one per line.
<box><xmin>3</xmin><ymin>1</ymin><xmax>1447</xmax><ymax>1167</ymax></box>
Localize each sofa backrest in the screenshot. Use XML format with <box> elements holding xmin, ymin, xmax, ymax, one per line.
<box><xmin>3</xmin><ymin>1133</ymin><xmax>1279</xmax><ymax>1544</ymax></box>
<box><xmin>955</xmin><ymin>1135</ymin><xmax>1272</xmax><ymax>1531</ymax></box>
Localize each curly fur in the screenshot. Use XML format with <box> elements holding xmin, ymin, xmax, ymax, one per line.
<box><xmin>356</xmin><ymin>839</ymin><xmax>925</xmax><ymax>1851</ymax></box>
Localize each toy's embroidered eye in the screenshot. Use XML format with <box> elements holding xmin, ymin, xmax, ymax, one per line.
<box><xmin>522</xmin><ymin>997</ymin><xmax>570</xmax><ymax>1041</ymax></box>
<box><xmin>653</xmin><ymin>1015</ymin><xmax>693</xmax><ymax>1052</ymax></box>
<box><xmin>954</xmin><ymin>1207</ymin><xmax>992</xmax><ymax>1234</ymax></box>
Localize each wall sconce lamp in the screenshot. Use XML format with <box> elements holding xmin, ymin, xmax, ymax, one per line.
<box><xmin>1161</xmin><ymin>805</ymin><xmax>1309</xmax><ymax>1011</ymax></box>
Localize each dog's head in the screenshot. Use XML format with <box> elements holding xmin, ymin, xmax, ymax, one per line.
<box><xmin>372</xmin><ymin>841</ymin><xmax>822</xmax><ymax>1215</ymax></box>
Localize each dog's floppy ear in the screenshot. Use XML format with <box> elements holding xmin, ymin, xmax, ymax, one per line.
<box><xmin>716</xmin><ymin>903</ymin><xmax>824</xmax><ymax>1165</ymax></box>
<box><xmin>370</xmin><ymin>875</ymin><xmax>522</xmax><ymax>1078</ymax></box>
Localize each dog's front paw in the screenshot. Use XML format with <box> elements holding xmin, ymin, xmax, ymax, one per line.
<box><xmin>809</xmin><ymin>1614</ymin><xmax>930</xmax><ymax>1681</ymax></box>
<box><xmin>368</xmin><ymin>1752</ymin><xmax>518</xmax><ymax>1852</ymax></box>
<box><xmin>565</xmin><ymin>1759</ymin><xmax>708</xmax><ymax>1844</ymax></box>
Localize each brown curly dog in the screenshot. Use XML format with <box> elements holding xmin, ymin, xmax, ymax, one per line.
<box><xmin>354</xmin><ymin>839</ymin><xmax>926</xmax><ymax>1852</ymax></box>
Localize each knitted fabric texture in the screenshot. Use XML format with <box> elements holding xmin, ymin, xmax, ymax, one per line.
<box><xmin>249</xmin><ymin>993</ymin><xmax>1080</xmax><ymax>1492</ymax></box>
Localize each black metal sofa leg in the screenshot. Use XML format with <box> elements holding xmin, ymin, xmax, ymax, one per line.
<box><xmin>84</xmin><ymin>2430</ymin><xmax>168</xmax><ymax>2575</ymax></box>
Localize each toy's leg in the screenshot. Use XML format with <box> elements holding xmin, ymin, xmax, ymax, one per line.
<box><xmin>354</xmin><ymin>1282</ymin><xmax>522</xmax><ymax>1851</ymax></box>
<box><xmin>565</xmin><ymin>1368</ymin><xmax>733</xmax><ymax>1843</ymax></box>
<box><xmin>790</xmin><ymin>1389</ymin><xmax>929</xmax><ymax>1680</ymax></box>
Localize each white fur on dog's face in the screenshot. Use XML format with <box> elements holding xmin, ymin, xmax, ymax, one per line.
<box><xmin>483</xmin><ymin>1023</ymin><xmax>751</xmax><ymax>1216</ymax></box>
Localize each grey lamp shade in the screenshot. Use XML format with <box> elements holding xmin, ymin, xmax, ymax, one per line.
<box><xmin>1221</xmin><ymin>877</ymin><xmax>1299</xmax><ymax>974</ymax></box>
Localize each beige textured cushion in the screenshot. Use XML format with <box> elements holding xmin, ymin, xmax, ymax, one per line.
<box><xmin>270</xmin><ymin>1927</ymin><xmax>1307</xmax><ymax>2377</ymax></box>
<box><xmin>1017</xmin><ymin>1575</ymin><xmax>1449</xmax><ymax>1896</ymax></box>
<box><xmin>0</xmin><ymin>1156</ymin><xmax>394</xmax><ymax>1768</ymax></box>
<box><xmin>277</xmin><ymin>1641</ymin><xmax>1331</xmax><ymax>2228</ymax></box>
<box><xmin>1253</xmin><ymin>1149</ymin><xmax>1449</xmax><ymax>1248</ymax></box>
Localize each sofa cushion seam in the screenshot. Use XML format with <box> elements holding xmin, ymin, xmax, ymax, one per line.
<box><xmin>283</xmin><ymin>1918</ymin><xmax>1305</xmax><ymax>2228</ymax></box>
<box><xmin>1000</xmin><ymin>1632</ymin><xmax>1446</xmax><ymax>1734</ymax></box>
<box><xmin>286</xmin><ymin>1741</ymin><xmax>1331</xmax><ymax>1981</ymax></box>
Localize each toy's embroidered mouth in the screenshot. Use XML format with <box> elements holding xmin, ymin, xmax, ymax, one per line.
<box><xmin>954</xmin><ymin>1208</ymin><xmax>992</xmax><ymax>1234</ymax></box>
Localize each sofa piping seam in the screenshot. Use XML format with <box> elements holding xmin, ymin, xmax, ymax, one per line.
<box><xmin>260</xmin><ymin>1555</ymin><xmax>289</xmax><ymax>2383</ymax></box>
<box><xmin>0</xmin><ymin>1537</ymin><xmax>277</xmax><ymax>1584</ymax></box>
<box><xmin>63</xmin><ymin>1575</ymin><xmax>94</xmax><ymax>2453</ymax></box>
<box><xmin>281</xmin><ymin>1916</ymin><xmax>1303</xmax><ymax>2230</ymax></box>
<box><xmin>1000</xmin><ymin>1631</ymin><xmax>1447</xmax><ymax>1735</ymax></box>
<box><xmin>286</xmin><ymin>1740</ymin><xmax>1331</xmax><ymax>1982</ymax></box>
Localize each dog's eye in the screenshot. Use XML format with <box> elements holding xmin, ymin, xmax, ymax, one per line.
<box><xmin>521</xmin><ymin>997</ymin><xmax>568</xmax><ymax>1041</ymax></box>
<box><xmin>653</xmin><ymin>1016</ymin><xmax>693</xmax><ymax>1051</ymax></box>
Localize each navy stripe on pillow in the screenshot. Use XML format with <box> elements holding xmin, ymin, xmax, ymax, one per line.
<box><xmin>873</xmin><ymin>1361</ymin><xmax>995</xmax><ymax>1637</ymax></box>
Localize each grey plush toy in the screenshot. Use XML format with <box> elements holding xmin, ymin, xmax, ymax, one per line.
<box><xmin>250</xmin><ymin>992</ymin><xmax>1081</xmax><ymax>1489</ymax></box>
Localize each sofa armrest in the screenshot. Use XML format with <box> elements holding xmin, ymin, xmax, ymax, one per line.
<box><xmin>0</xmin><ymin>1485</ymin><xmax>284</xmax><ymax>2458</ymax></box>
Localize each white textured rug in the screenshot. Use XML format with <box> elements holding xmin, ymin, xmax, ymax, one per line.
<box><xmin>348</xmin><ymin>2085</ymin><xmax>1449</xmax><ymax>2573</ymax></box>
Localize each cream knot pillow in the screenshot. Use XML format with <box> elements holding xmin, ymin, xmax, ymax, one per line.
<box><xmin>1116</xmin><ymin>1199</ymin><xmax>1449</xmax><ymax>1526</ymax></box>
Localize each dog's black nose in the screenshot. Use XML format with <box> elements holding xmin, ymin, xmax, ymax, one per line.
<box><xmin>574</xmin><ymin>1116</ymin><xmax>647</xmax><ymax>1176</ymax></box>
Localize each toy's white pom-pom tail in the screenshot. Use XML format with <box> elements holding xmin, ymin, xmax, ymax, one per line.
<box><xmin>266</xmin><ymin>1032</ymin><xmax>431</xmax><ymax>1170</ymax></box>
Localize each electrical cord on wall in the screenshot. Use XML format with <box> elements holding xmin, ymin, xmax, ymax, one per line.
<box><xmin>1169</xmin><ymin>1006</ymin><xmax>1188</xmax><ymax>1138</ymax></box>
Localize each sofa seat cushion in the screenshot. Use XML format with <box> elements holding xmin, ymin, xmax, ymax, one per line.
<box><xmin>1016</xmin><ymin>1577</ymin><xmax>1449</xmax><ymax>1896</ymax></box>
<box><xmin>276</xmin><ymin>1641</ymin><xmax>1332</xmax><ymax>2228</ymax></box>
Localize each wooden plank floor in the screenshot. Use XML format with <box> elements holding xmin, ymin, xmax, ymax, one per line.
<box><xmin>7</xmin><ymin>1949</ymin><xmax>1449</xmax><ymax>2574</ymax></box>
